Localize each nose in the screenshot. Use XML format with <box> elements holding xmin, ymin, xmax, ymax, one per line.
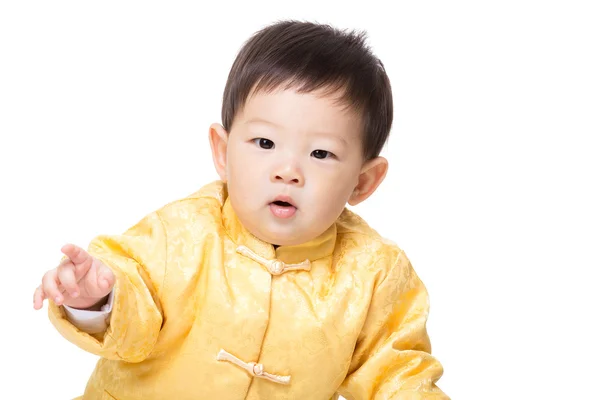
<box><xmin>271</xmin><ymin>163</ymin><xmax>304</xmax><ymax>186</ymax></box>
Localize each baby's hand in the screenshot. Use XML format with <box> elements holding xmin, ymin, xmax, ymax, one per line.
<box><xmin>33</xmin><ymin>244</ymin><xmax>115</xmax><ymax>310</ymax></box>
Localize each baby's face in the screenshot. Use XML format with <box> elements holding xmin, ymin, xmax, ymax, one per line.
<box><xmin>224</xmin><ymin>87</ymin><xmax>366</xmax><ymax>246</ymax></box>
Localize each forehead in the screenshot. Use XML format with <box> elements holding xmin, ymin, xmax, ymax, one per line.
<box><xmin>236</xmin><ymin>86</ymin><xmax>363</xmax><ymax>141</ymax></box>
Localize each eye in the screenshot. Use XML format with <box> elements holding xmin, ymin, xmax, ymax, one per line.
<box><xmin>253</xmin><ymin>138</ymin><xmax>274</xmax><ymax>149</ymax></box>
<box><xmin>311</xmin><ymin>149</ymin><xmax>334</xmax><ymax>159</ymax></box>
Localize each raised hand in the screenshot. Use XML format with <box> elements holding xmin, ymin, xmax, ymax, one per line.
<box><xmin>33</xmin><ymin>244</ymin><xmax>116</xmax><ymax>310</ymax></box>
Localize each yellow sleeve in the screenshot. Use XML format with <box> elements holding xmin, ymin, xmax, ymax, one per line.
<box><xmin>48</xmin><ymin>210</ymin><xmax>167</xmax><ymax>363</ymax></box>
<box><xmin>336</xmin><ymin>251</ymin><xmax>449</xmax><ymax>399</ymax></box>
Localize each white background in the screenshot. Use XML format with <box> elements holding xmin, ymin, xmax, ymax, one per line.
<box><xmin>1</xmin><ymin>1</ymin><xmax>599</xmax><ymax>399</ymax></box>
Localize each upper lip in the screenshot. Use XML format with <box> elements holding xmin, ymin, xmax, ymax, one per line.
<box><xmin>271</xmin><ymin>195</ymin><xmax>297</xmax><ymax>208</ymax></box>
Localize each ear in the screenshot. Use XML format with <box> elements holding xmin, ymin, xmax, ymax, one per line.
<box><xmin>209</xmin><ymin>123</ymin><xmax>229</xmax><ymax>182</ymax></box>
<box><xmin>348</xmin><ymin>156</ymin><xmax>388</xmax><ymax>206</ymax></box>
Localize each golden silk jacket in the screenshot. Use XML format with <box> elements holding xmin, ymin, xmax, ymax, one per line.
<box><xmin>49</xmin><ymin>181</ymin><xmax>448</xmax><ymax>400</ymax></box>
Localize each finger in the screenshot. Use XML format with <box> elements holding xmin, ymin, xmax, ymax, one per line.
<box><xmin>57</xmin><ymin>264</ymin><xmax>79</xmax><ymax>298</ymax></box>
<box><xmin>61</xmin><ymin>244</ymin><xmax>93</xmax><ymax>272</ymax></box>
<box><xmin>96</xmin><ymin>264</ymin><xmax>116</xmax><ymax>292</ymax></box>
<box><xmin>33</xmin><ymin>286</ymin><xmax>46</xmax><ymax>310</ymax></box>
<box><xmin>57</xmin><ymin>257</ymin><xmax>72</xmax><ymax>268</ymax></box>
<box><xmin>42</xmin><ymin>270</ymin><xmax>64</xmax><ymax>305</ymax></box>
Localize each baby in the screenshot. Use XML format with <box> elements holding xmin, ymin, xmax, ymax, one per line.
<box><xmin>34</xmin><ymin>20</ymin><xmax>449</xmax><ymax>400</ymax></box>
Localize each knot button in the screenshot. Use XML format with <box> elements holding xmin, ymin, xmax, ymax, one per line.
<box><xmin>269</xmin><ymin>260</ymin><xmax>284</xmax><ymax>275</ymax></box>
<box><xmin>252</xmin><ymin>362</ymin><xmax>264</xmax><ymax>376</ymax></box>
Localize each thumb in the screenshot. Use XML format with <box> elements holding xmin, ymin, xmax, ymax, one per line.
<box><xmin>96</xmin><ymin>263</ymin><xmax>116</xmax><ymax>293</ymax></box>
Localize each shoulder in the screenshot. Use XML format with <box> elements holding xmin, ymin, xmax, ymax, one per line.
<box><xmin>142</xmin><ymin>181</ymin><xmax>226</xmax><ymax>240</ymax></box>
<box><xmin>335</xmin><ymin>208</ymin><xmax>421</xmax><ymax>292</ymax></box>
<box><xmin>154</xmin><ymin>180</ymin><xmax>226</xmax><ymax>219</ymax></box>
<box><xmin>334</xmin><ymin>208</ymin><xmax>407</xmax><ymax>278</ymax></box>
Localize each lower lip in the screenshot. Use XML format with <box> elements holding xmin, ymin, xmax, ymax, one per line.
<box><xmin>270</xmin><ymin>203</ymin><xmax>297</xmax><ymax>219</ymax></box>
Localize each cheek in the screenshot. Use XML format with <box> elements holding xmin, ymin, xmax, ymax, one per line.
<box><xmin>227</xmin><ymin>152</ymin><xmax>269</xmax><ymax>203</ymax></box>
<box><xmin>229</xmin><ymin>145</ymin><xmax>268</xmax><ymax>173</ymax></box>
<box><xmin>311</xmin><ymin>166</ymin><xmax>358</xmax><ymax>194</ymax></box>
<box><xmin>227</xmin><ymin>146</ymin><xmax>252</xmax><ymax>179</ymax></box>
<box><xmin>309</xmin><ymin>173</ymin><xmax>356</xmax><ymax>217</ymax></box>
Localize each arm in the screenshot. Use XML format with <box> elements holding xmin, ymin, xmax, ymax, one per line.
<box><xmin>48</xmin><ymin>211</ymin><xmax>168</xmax><ymax>362</ymax></box>
<box><xmin>336</xmin><ymin>250</ymin><xmax>449</xmax><ymax>399</ymax></box>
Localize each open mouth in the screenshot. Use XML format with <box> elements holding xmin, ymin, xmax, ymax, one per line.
<box><xmin>269</xmin><ymin>197</ymin><xmax>297</xmax><ymax>218</ymax></box>
<box><xmin>270</xmin><ymin>195</ymin><xmax>297</xmax><ymax>208</ymax></box>
<box><xmin>272</xmin><ymin>200</ymin><xmax>293</xmax><ymax>207</ymax></box>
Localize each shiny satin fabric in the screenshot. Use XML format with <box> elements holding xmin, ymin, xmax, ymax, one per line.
<box><xmin>49</xmin><ymin>181</ymin><xmax>448</xmax><ymax>399</ymax></box>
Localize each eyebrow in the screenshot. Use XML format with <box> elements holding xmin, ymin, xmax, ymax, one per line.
<box><xmin>245</xmin><ymin>117</ymin><xmax>280</xmax><ymax>127</ymax></box>
<box><xmin>245</xmin><ymin>118</ymin><xmax>349</xmax><ymax>146</ymax></box>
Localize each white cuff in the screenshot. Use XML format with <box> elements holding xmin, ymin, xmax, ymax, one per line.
<box><xmin>63</xmin><ymin>289</ymin><xmax>114</xmax><ymax>334</ymax></box>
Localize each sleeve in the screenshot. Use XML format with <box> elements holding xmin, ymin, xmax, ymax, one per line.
<box><xmin>48</xmin><ymin>211</ymin><xmax>168</xmax><ymax>363</ymax></box>
<box><xmin>63</xmin><ymin>289</ymin><xmax>114</xmax><ymax>334</ymax></box>
<box><xmin>336</xmin><ymin>250</ymin><xmax>450</xmax><ymax>400</ymax></box>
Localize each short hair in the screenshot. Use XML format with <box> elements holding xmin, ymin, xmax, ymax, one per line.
<box><xmin>221</xmin><ymin>20</ymin><xmax>393</xmax><ymax>161</ymax></box>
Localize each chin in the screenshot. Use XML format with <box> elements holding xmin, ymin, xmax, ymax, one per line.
<box><xmin>259</xmin><ymin>229</ymin><xmax>306</xmax><ymax>247</ymax></box>
<box><xmin>271</xmin><ymin>238</ymin><xmax>301</xmax><ymax>246</ymax></box>
<box><xmin>263</xmin><ymin>234</ymin><xmax>298</xmax><ymax>247</ymax></box>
